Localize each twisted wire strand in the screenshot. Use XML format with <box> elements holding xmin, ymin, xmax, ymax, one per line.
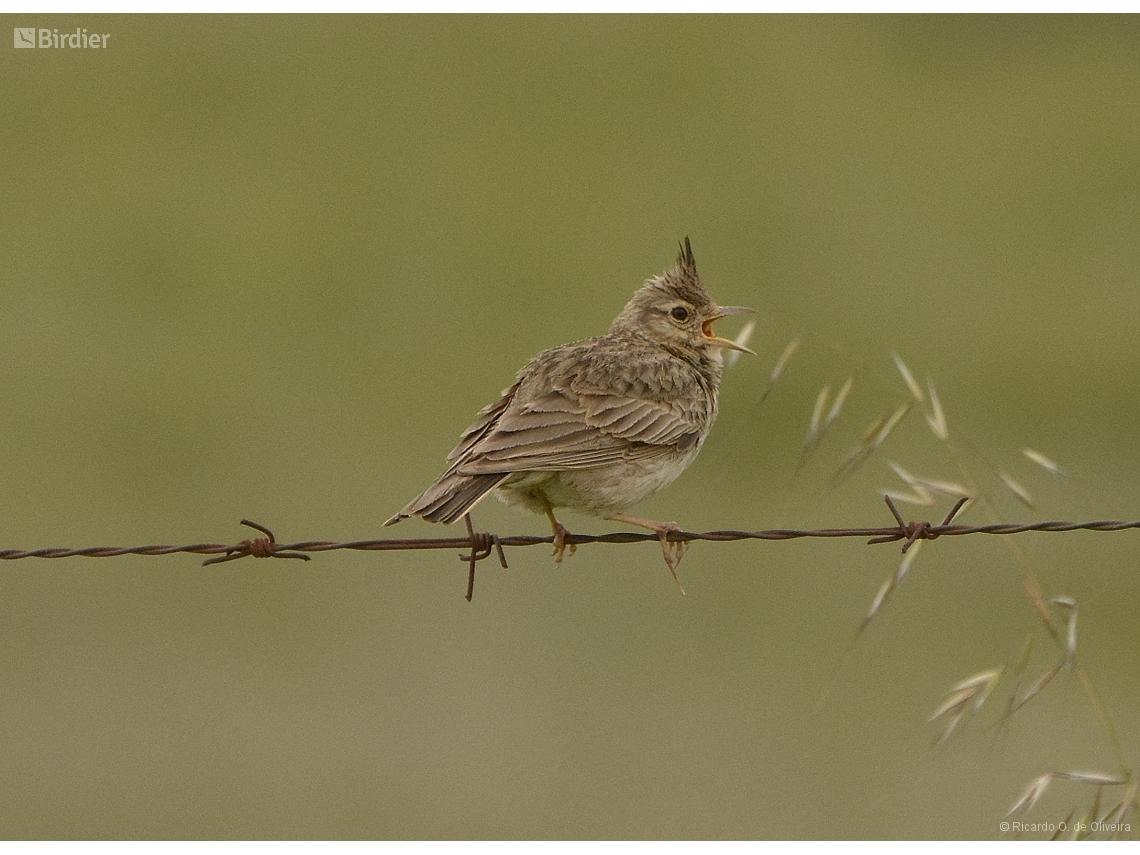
<box><xmin>3</xmin><ymin>511</ymin><xmax>1137</xmax><ymax>561</ymax></box>
<box><xmin>4</xmin><ymin>498</ymin><xmax>1136</xmax><ymax>602</ymax></box>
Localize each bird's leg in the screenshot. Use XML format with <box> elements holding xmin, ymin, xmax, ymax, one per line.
<box><xmin>606</xmin><ymin>513</ymin><xmax>687</xmax><ymax>594</ymax></box>
<box><xmin>538</xmin><ymin>496</ymin><xmax>575</xmax><ymax>564</ymax></box>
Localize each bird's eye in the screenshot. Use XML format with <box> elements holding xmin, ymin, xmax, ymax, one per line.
<box><xmin>670</xmin><ymin>306</ymin><xmax>689</xmax><ymax>322</ymax></box>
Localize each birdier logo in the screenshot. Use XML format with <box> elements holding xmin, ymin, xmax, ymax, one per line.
<box><xmin>13</xmin><ymin>27</ymin><xmax>111</xmax><ymax>49</ymax></box>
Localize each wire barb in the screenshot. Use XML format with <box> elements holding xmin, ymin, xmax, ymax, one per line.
<box><xmin>868</xmin><ymin>495</ymin><xmax>970</xmax><ymax>553</ymax></box>
<box><xmin>460</xmin><ymin>513</ymin><xmax>508</xmax><ymax>602</ymax></box>
<box><xmin>200</xmin><ymin>520</ymin><xmax>312</xmax><ymax>567</ymax></box>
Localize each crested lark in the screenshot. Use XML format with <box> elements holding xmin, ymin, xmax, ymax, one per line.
<box><xmin>385</xmin><ymin>238</ymin><xmax>753</xmax><ymax>587</ymax></box>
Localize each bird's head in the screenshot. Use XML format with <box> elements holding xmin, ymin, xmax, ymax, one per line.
<box><xmin>609</xmin><ymin>238</ymin><xmax>755</xmax><ymax>359</ymax></box>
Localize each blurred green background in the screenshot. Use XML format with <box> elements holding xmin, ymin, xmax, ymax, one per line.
<box><xmin>2</xmin><ymin>15</ymin><xmax>1138</xmax><ymax>839</ymax></box>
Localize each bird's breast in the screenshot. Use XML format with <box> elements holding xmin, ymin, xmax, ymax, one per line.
<box><xmin>495</xmin><ymin>444</ymin><xmax>702</xmax><ymax>518</ymax></box>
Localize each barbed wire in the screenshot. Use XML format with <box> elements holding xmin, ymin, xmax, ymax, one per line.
<box><xmin>3</xmin><ymin>497</ymin><xmax>1138</xmax><ymax>601</ymax></box>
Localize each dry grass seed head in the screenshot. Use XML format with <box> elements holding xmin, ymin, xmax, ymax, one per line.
<box><xmin>861</xmin><ymin>540</ymin><xmax>924</xmax><ymax>632</ymax></box>
<box><xmin>1003</xmin><ymin>639</ymin><xmax>1036</xmax><ymax>722</ymax></box>
<box><xmin>823</xmin><ymin>376</ymin><xmax>855</xmax><ymax>432</ymax></box>
<box><xmin>1051</xmin><ymin>810</ymin><xmax>1075</xmax><ymax>840</ymax></box>
<box><xmin>925</xmin><ymin>380</ymin><xmax>949</xmax><ymax>440</ymax></box>
<box><xmin>770</xmin><ymin>337</ymin><xmax>800</xmax><ymax>383</ymax></box>
<box><xmin>1106</xmin><ymin>781</ymin><xmax>1138</xmax><ymax>825</ymax></box>
<box><xmin>930</xmin><ymin>667</ymin><xmax>1002</xmax><ymax>744</ymax></box>
<box><xmin>889</xmin><ymin>461</ymin><xmax>919</xmax><ymax>486</ymax></box>
<box><xmin>891</xmin><ymin>351</ymin><xmax>925</xmax><ymax>403</ymax></box>
<box><xmin>952</xmin><ymin>668</ymin><xmax>1003</xmax><ymax>707</ymax></box>
<box><xmin>929</xmin><ymin>688</ymin><xmax>976</xmax><ymax>723</ymax></box>
<box><xmin>884</xmin><ymin>489</ymin><xmax>935</xmax><ymax>507</ymax></box>
<box><xmin>862</xmin><ymin>575</ymin><xmax>896</xmax><ymax>631</ymax></box>
<box><xmin>1061</xmin><ymin>771</ymin><xmax>1129</xmax><ymax>786</ymax></box>
<box><xmin>885</xmin><ymin>462</ymin><xmax>935</xmax><ymax>505</ymax></box>
<box><xmin>913</xmin><ymin>476</ymin><xmax>971</xmax><ymax>500</ymax></box>
<box><xmin>757</xmin><ymin>337</ymin><xmax>799</xmax><ymax>407</ymax></box>
<box><xmin>872</xmin><ymin>403</ymin><xmax>913</xmax><ymax>451</ymax></box>
<box><xmin>806</xmin><ymin>385</ymin><xmax>830</xmax><ymax>446</ymax></box>
<box><xmin>895</xmin><ymin>537</ymin><xmax>923</xmax><ymax>582</ymax></box>
<box><xmin>1071</xmin><ymin>810</ymin><xmax>1092</xmax><ymax>840</ymax></box>
<box><xmin>834</xmin><ymin>406</ymin><xmax>912</xmax><ymax>483</ymax></box>
<box><xmin>1009</xmin><ymin>772</ymin><xmax>1054</xmax><ymax>815</ymax></box>
<box><xmin>1023</xmin><ymin>448</ymin><xmax>1064</xmax><ymax>476</ymax></box>
<box><xmin>1049</xmin><ymin>596</ymin><xmax>1079</xmax><ymax>663</ymax></box>
<box><xmin>999</xmin><ymin>471</ymin><xmax>1036</xmax><ymax>509</ymax></box>
<box><xmin>724</xmin><ymin>320</ymin><xmax>756</xmax><ymax>369</ymax></box>
<box><xmin>1011</xmin><ymin>661</ymin><xmax>1064</xmax><ymax>715</ymax></box>
<box><xmin>935</xmin><ymin>710</ymin><xmax>966</xmax><ymax>745</ymax></box>
<box><xmin>1066</xmin><ymin>613</ymin><xmax>1078</xmax><ymax>662</ymax></box>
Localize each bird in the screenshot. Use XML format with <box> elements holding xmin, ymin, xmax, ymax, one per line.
<box><xmin>384</xmin><ymin>238</ymin><xmax>754</xmax><ymax>588</ymax></box>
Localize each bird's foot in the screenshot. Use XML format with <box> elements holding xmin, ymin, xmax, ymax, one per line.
<box><xmin>607</xmin><ymin>514</ymin><xmax>687</xmax><ymax>594</ymax></box>
<box><xmin>548</xmin><ymin>516</ymin><xmax>576</xmax><ymax>564</ymax></box>
<box><xmin>655</xmin><ymin>523</ymin><xmax>686</xmax><ymax>593</ymax></box>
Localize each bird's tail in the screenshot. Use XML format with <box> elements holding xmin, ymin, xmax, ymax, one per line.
<box><xmin>384</xmin><ymin>471</ymin><xmax>509</xmax><ymax>526</ymax></box>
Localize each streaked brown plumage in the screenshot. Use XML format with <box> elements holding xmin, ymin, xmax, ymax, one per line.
<box><xmin>385</xmin><ymin>238</ymin><xmax>753</xmax><ymax>585</ymax></box>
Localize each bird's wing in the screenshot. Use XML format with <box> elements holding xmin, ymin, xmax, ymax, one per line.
<box><xmin>445</xmin><ymin>381</ymin><xmax>521</xmax><ymax>463</ymax></box>
<box><xmin>452</xmin><ymin>345</ymin><xmax>709</xmax><ymax>475</ymax></box>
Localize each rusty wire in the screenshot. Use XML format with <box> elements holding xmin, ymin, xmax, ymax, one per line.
<box><xmin>2</xmin><ymin>497</ymin><xmax>1139</xmax><ymax>601</ymax></box>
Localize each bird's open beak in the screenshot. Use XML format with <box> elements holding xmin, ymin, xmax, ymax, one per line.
<box><xmin>702</xmin><ymin>306</ymin><xmax>756</xmax><ymax>354</ymax></box>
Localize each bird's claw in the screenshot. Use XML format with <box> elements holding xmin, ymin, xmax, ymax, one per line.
<box><xmin>655</xmin><ymin>522</ymin><xmax>686</xmax><ymax>594</ymax></box>
<box><xmin>552</xmin><ymin>521</ymin><xmax>576</xmax><ymax>564</ymax></box>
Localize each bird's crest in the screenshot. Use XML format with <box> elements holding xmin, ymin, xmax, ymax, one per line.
<box><xmin>677</xmin><ymin>236</ymin><xmax>698</xmax><ymax>276</ymax></box>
